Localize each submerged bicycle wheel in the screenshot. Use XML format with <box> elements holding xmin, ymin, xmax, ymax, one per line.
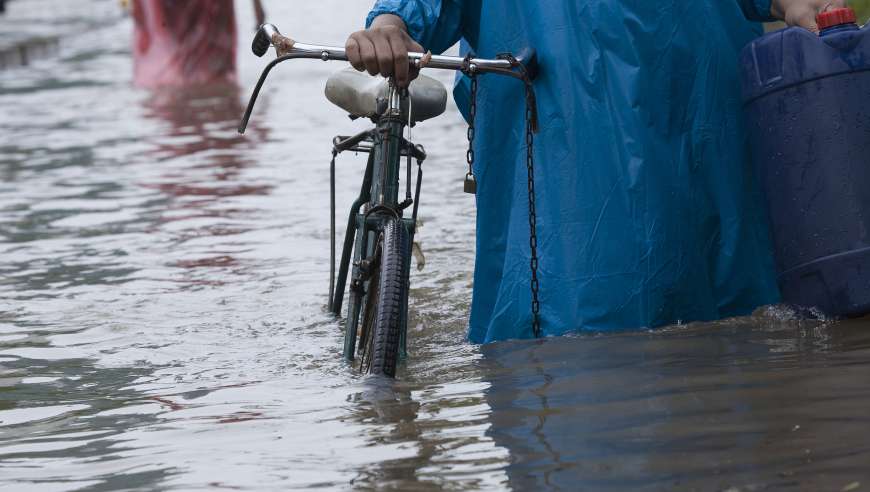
<box><xmin>359</xmin><ymin>218</ymin><xmax>409</xmax><ymax>378</ymax></box>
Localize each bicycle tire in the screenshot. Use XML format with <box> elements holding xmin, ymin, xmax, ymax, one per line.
<box><xmin>361</xmin><ymin>219</ymin><xmax>409</xmax><ymax>378</ymax></box>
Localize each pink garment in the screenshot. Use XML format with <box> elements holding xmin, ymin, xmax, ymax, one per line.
<box><xmin>132</xmin><ymin>0</ymin><xmax>237</xmax><ymax>88</ymax></box>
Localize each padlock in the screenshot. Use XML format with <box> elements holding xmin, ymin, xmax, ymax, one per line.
<box><xmin>464</xmin><ymin>173</ymin><xmax>477</xmax><ymax>194</ymax></box>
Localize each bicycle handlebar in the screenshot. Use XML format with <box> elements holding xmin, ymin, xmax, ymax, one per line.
<box><xmin>251</xmin><ymin>24</ymin><xmax>538</xmax><ymax>76</ymax></box>
<box><xmin>239</xmin><ymin>23</ymin><xmax>539</xmax><ymax>134</ymax></box>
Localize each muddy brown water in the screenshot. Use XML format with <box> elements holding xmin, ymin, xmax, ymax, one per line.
<box><xmin>1</xmin><ymin>1</ymin><xmax>868</xmax><ymax>491</ymax></box>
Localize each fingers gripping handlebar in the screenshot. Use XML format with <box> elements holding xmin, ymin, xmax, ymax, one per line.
<box><xmin>238</xmin><ymin>24</ymin><xmax>540</xmax><ymax>134</ymax></box>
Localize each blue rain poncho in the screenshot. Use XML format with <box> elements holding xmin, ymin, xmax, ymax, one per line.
<box><xmin>367</xmin><ymin>0</ymin><xmax>782</xmax><ymax>343</ymax></box>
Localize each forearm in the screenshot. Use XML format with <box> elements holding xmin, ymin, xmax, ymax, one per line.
<box><xmin>370</xmin><ymin>13</ymin><xmax>408</xmax><ymax>32</ymax></box>
<box><xmin>252</xmin><ymin>0</ymin><xmax>265</xmax><ymax>28</ymax></box>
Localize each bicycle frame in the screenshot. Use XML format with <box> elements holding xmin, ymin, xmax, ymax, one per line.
<box><xmin>238</xmin><ymin>24</ymin><xmax>539</xmax><ymax>363</ymax></box>
<box><xmin>335</xmin><ymin>87</ymin><xmax>419</xmax><ymax>362</ymax></box>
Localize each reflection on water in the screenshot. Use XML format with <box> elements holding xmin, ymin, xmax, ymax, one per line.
<box><xmin>1</xmin><ymin>1</ymin><xmax>869</xmax><ymax>491</ymax></box>
<box><xmin>482</xmin><ymin>309</ymin><xmax>870</xmax><ymax>491</ymax></box>
<box><xmin>141</xmin><ymin>83</ymin><xmax>251</xmax><ymax>159</ymax></box>
<box><xmin>138</xmin><ymin>83</ymin><xmax>274</xmax><ymax>287</ymax></box>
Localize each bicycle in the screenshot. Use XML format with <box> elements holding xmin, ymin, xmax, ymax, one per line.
<box><xmin>238</xmin><ymin>23</ymin><xmax>539</xmax><ymax>378</ymax></box>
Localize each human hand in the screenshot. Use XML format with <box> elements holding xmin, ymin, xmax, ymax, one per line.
<box><xmin>770</xmin><ymin>0</ymin><xmax>849</xmax><ymax>34</ymax></box>
<box><xmin>345</xmin><ymin>14</ymin><xmax>424</xmax><ymax>87</ymax></box>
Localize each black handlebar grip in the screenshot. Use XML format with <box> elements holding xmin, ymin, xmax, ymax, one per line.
<box><xmin>252</xmin><ymin>23</ymin><xmax>278</xmax><ymax>57</ymax></box>
<box><xmin>515</xmin><ymin>46</ymin><xmax>539</xmax><ymax>81</ymax></box>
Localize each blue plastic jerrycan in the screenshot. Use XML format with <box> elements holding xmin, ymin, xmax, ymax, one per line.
<box><xmin>740</xmin><ymin>8</ymin><xmax>870</xmax><ymax>318</ymax></box>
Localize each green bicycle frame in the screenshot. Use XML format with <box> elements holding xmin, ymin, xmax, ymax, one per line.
<box><xmin>331</xmin><ymin>110</ymin><xmax>416</xmax><ymax>362</ymax></box>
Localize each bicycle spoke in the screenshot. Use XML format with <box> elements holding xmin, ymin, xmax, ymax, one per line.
<box><xmin>358</xmin><ymin>261</ymin><xmax>380</xmax><ymax>374</ymax></box>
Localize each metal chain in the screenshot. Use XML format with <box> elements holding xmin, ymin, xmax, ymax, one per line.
<box><xmin>466</xmin><ymin>52</ymin><xmax>540</xmax><ymax>338</ymax></box>
<box><xmin>495</xmin><ymin>52</ymin><xmax>541</xmax><ymax>338</ymax></box>
<box><xmin>463</xmin><ymin>54</ymin><xmax>478</xmax><ymax>195</ymax></box>
<box><xmin>467</xmin><ymin>74</ymin><xmax>477</xmax><ymax>177</ymax></box>
<box><xmin>465</xmin><ymin>74</ymin><xmax>478</xmax><ymax>194</ymax></box>
<box><xmin>524</xmin><ymin>79</ymin><xmax>540</xmax><ymax>338</ymax></box>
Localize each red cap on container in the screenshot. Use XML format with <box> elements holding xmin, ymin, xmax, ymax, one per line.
<box><xmin>817</xmin><ymin>7</ymin><xmax>857</xmax><ymax>30</ymax></box>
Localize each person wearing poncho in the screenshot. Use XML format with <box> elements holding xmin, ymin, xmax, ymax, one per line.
<box><xmin>347</xmin><ymin>0</ymin><xmax>845</xmax><ymax>343</ymax></box>
<box><xmin>131</xmin><ymin>0</ymin><xmax>264</xmax><ymax>88</ymax></box>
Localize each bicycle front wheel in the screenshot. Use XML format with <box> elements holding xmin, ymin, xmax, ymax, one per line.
<box><xmin>360</xmin><ymin>218</ymin><xmax>409</xmax><ymax>378</ymax></box>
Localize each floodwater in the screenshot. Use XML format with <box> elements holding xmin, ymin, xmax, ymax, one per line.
<box><xmin>0</xmin><ymin>1</ymin><xmax>868</xmax><ymax>491</ymax></box>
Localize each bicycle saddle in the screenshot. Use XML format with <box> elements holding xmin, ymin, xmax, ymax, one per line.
<box><xmin>324</xmin><ymin>67</ymin><xmax>447</xmax><ymax>124</ymax></box>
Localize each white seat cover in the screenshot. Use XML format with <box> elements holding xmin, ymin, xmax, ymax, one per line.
<box><xmin>324</xmin><ymin>67</ymin><xmax>448</xmax><ymax>124</ymax></box>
